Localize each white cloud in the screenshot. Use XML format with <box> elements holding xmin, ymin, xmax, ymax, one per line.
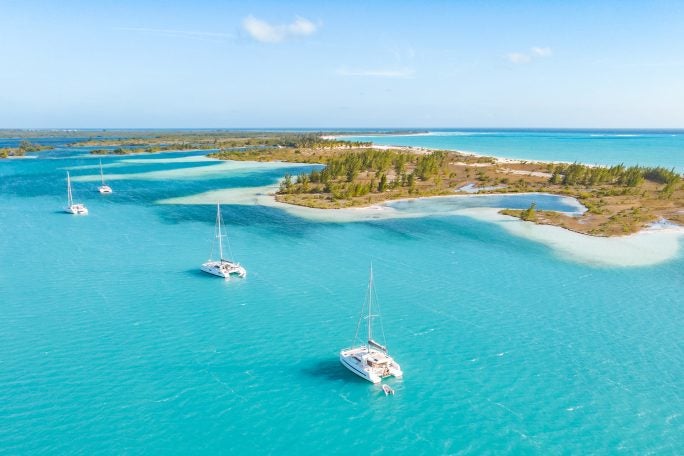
<box><xmin>242</xmin><ymin>15</ymin><xmax>318</xmax><ymax>43</ymax></box>
<box><xmin>336</xmin><ymin>67</ymin><xmax>416</xmax><ymax>78</ymax></box>
<box><xmin>288</xmin><ymin>17</ymin><xmax>317</xmax><ymax>36</ymax></box>
<box><xmin>506</xmin><ymin>46</ymin><xmax>553</xmax><ymax>64</ymax></box>
<box><xmin>506</xmin><ymin>52</ymin><xmax>532</xmax><ymax>64</ymax></box>
<box><xmin>532</xmin><ymin>46</ymin><xmax>553</xmax><ymax>57</ymax></box>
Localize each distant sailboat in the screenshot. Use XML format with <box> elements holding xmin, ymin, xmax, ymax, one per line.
<box><xmin>65</xmin><ymin>171</ymin><xmax>88</xmax><ymax>215</ymax></box>
<box><xmin>97</xmin><ymin>160</ymin><xmax>112</xmax><ymax>194</ymax></box>
<box><xmin>340</xmin><ymin>265</ymin><xmax>402</xmax><ymax>383</ymax></box>
<box><xmin>201</xmin><ymin>203</ymin><xmax>246</xmax><ymax>279</ymax></box>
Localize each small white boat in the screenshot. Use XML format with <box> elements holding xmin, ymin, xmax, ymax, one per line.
<box><xmin>201</xmin><ymin>203</ymin><xmax>246</xmax><ymax>279</ymax></box>
<box><xmin>97</xmin><ymin>160</ymin><xmax>112</xmax><ymax>194</ymax></box>
<box><xmin>382</xmin><ymin>384</ymin><xmax>394</xmax><ymax>396</ymax></box>
<box><xmin>340</xmin><ymin>265</ymin><xmax>403</xmax><ymax>384</ymax></box>
<box><xmin>65</xmin><ymin>171</ymin><xmax>88</xmax><ymax>215</ymax></box>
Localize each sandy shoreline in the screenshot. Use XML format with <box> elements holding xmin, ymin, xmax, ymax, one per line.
<box><xmin>330</xmin><ymin>133</ymin><xmax>601</xmax><ymax>167</ymax></box>
<box><xmin>156</xmin><ymin>176</ymin><xmax>683</xmax><ymax>267</ymax></box>
<box><xmin>75</xmin><ymin>149</ymin><xmax>678</xmax><ymax>267</ymax></box>
<box><xmin>371</xmin><ymin>143</ymin><xmax>599</xmax><ymax>167</ymax></box>
<box><xmin>160</xmin><ymin>187</ymin><xmax>684</xmax><ymax>267</ymax></box>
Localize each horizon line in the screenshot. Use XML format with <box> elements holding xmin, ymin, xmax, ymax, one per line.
<box><xmin>1</xmin><ymin>127</ymin><xmax>684</xmax><ymax>132</ymax></box>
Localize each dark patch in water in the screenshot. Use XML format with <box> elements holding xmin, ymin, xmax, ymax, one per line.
<box><xmin>301</xmin><ymin>358</ymin><xmax>359</xmax><ymax>383</ymax></box>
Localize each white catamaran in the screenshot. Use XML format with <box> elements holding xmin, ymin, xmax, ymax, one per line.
<box><xmin>65</xmin><ymin>171</ymin><xmax>88</xmax><ymax>215</ymax></box>
<box><xmin>98</xmin><ymin>160</ymin><xmax>112</xmax><ymax>194</ymax></box>
<box><xmin>201</xmin><ymin>203</ymin><xmax>246</xmax><ymax>279</ymax></box>
<box><xmin>340</xmin><ymin>265</ymin><xmax>403</xmax><ymax>383</ymax></box>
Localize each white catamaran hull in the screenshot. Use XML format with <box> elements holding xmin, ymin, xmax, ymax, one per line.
<box><xmin>65</xmin><ymin>204</ymin><xmax>88</xmax><ymax>215</ymax></box>
<box><xmin>98</xmin><ymin>185</ymin><xmax>112</xmax><ymax>194</ymax></box>
<box><xmin>339</xmin><ymin>347</ymin><xmax>403</xmax><ymax>384</ymax></box>
<box><xmin>201</xmin><ymin>260</ymin><xmax>246</xmax><ymax>279</ymax></box>
<box><xmin>65</xmin><ymin>171</ymin><xmax>88</xmax><ymax>215</ymax></box>
<box><xmin>202</xmin><ymin>204</ymin><xmax>246</xmax><ymax>279</ymax></box>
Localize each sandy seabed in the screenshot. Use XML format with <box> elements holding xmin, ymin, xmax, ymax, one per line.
<box><xmin>158</xmin><ymin>179</ymin><xmax>683</xmax><ymax>268</ymax></box>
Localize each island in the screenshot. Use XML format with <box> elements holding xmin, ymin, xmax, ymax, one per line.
<box><xmin>208</xmin><ymin>136</ymin><xmax>682</xmax><ymax>237</ymax></box>
<box><xmin>0</xmin><ymin>140</ymin><xmax>53</xmax><ymax>158</ymax></box>
<box><xmin>80</xmin><ymin>131</ymin><xmax>370</xmax><ymax>154</ymax></box>
<box><xmin>5</xmin><ymin>129</ymin><xmax>679</xmax><ymax>237</ymax></box>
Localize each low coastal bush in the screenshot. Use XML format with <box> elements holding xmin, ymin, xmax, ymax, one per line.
<box><xmin>549</xmin><ymin>162</ymin><xmax>682</xmax><ymax>188</ymax></box>
<box><xmin>520</xmin><ymin>202</ymin><xmax>537</xmax><ymax>221</ymax></box>
<box><xmin>0</xmin><ymin>140</ymin><xmax>53</xmax><ymax>157</ymax></box>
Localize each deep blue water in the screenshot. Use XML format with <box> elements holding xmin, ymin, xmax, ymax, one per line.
<box><xmin>0</xmin><ymin>142</ymin><xmax>683</xmax><ymax>454</ymax></box>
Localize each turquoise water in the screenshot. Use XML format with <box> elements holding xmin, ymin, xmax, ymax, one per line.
<box><xmin>343</xmin><ymin>130</ymin><xmax>684</xmax><ymax>172</ymax></box>
<box><xmin>1</xmin><ymin>147</ymin><xmax>683</xmax><ymax>454</ymax></box>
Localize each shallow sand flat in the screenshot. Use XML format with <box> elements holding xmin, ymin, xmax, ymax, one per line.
<box><xmin>65</xmin><ymin>155</ymin><xmax>224</xmax><ymax>171</ymax></box>
<box><xmin>455</xmin><ymin>207</ymin><xmax>683</xmax><ymax>267</ymax></box>
<box><xmin>158</xmin><ymin>183</ymin><xmax>429</xmax><ymax>221</ymax></box>
<box><xmin>70</xmin><ymin>160</ymin><xmax>309</xmax><ymax>182</ymax></box>
<box><xmin>121</xmin><ymin>155</ymin><xmax>218</xmax><ymax>164</ymax></box>
<box><xmin>159</xmin><ymin>184</ymin><xmax>282</xmax><ymax>206</ymax></box>
<box><xmin>158</xmin><ymin>183</ymin><xmax>681</xmax><ymax>267</ymax></box>
<box><xmin>499</xmin><ymin>168</ymin><xmax>553</xmax><ymax>178</ymax></box>
<box><xmin>63</xmin><ymin>161</ymin><xmax>134</xmax><ymax>171</ymax></box>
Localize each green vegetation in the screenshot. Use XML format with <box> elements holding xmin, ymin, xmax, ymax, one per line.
<box><xmin>549</xmin><ymin>162</ymin><xmax>680</xmax><ymax>188</ymax></box>
<box><xmin>86</xmin><ymin>132</ymin><xmax>370</xmax><ymax>155</ymax></box>
<box><xmin>520</xmin><ymin>202</ymin><xmax>537</xmax><ymax>221</ymax></box>
<box><xmin>276</xmin><ymin>148</ymin><xmax>456</xmax><ymax>207</ymax></box>
<box><xmin>502</xmin><ymin>202</ymin><xmax>539</xmax><ymax>223</ymax></box>
<box><xmin>496</xmin><ymin>161</ymin><xmax>684</xmax><ymax>235</ymax></box>
<box><xmin>3</xmin><ymin>129</ymin><xmax>681</xmax><ymax>237</ymax></box>
<box><xmin>210</xmin><ymin>138</ymin><xmax>683</xmax><ymax>235</ymax></box>
<box><xmin>90</xmin><ymin>143</ymin><xmax>212</xmax><ymax>155</ymax></box>
<box><xmin>0</xmin><ymin>140</ymin><xmax>53</xmax><ymax>158</ymax></box>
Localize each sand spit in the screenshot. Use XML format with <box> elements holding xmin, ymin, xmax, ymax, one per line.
<box><xmin>158</xmin><ymin>181</ymin><xmax>681</xmax><ymax>267</ymax></box>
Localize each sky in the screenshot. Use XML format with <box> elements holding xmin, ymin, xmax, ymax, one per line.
<box><xmin>1</xmin><ymin>0</ymin><xmax>683</xmax><ymax>128</ymax></box>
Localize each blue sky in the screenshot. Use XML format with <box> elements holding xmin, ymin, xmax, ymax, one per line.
<box><xmin>1</xmin><ymin>0</ymin><xmax>683</xmax><ymax>128</ymax></box>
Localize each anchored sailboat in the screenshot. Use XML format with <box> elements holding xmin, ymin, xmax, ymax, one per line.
<box><xmin>201</xmin><ymin>203</ymin><xmax>246</xmax><ymax>279</ymax></box>
<box><xmin>98</xmin><ymin>160</ymin><xmax>112</xmax><ymax>194</ymax></box>
<box><xmin>340</xmin><ymin>265</ymin><xmax>402</xmax><ymax>383</ymax></box>
<box><xmin>64</xmin><ymin>171</ymin><xmax>88</xmax><ymax>215</ymax></box>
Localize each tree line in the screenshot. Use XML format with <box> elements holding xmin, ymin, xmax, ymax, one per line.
<box><xmin>549</xmin><ymin>162</ymin><xmax>681</xmax><ymax>187</ymax></box>
<box><xmin>278</xmin><ymin>149</ymin><xmax>450</xmax><ymax>199</ymax></box>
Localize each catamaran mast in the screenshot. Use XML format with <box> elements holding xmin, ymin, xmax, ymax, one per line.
<box><xmin>67</xmin><ymin>171</ymin><xmax>73</xmax><ymax>206</ymax></box>
<box><xmin>367</xmin><ymin>263</ymin><xmax>373</xmax><ymax>344</ymax></box>
<box><xmin>216</xmin><ymin>203</ymin><xmax>224</xmax><ymax>261</ymax></box>
<box><xmin>99</xmin><ymin>160</ymin><xmax>105</xmax><ymax>186</ymax></box>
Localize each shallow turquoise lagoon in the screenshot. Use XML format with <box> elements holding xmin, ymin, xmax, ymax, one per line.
<box><xmin>344</xmin><ymin>130</ymin><xmax>684</xmax><ymax>172</ymax></box>
<box><xmin>0</xmin><ymin>149</ymin><xmax>682</xmax><ymax>454</ymax></box>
